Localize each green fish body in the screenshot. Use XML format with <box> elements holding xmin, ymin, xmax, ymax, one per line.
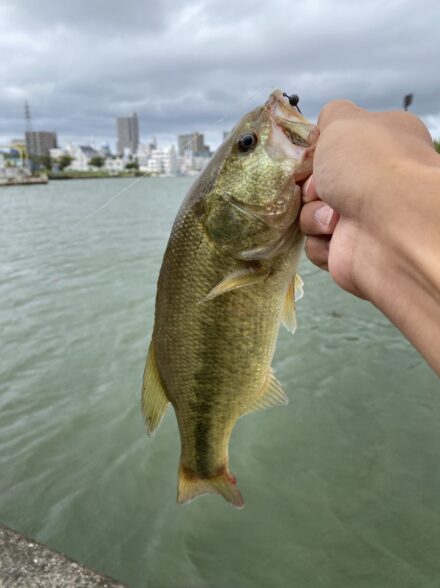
<box><xmin>142</xmin><ymin>90</ymin><xmax>318</xmax><ymax>507</ymax></box>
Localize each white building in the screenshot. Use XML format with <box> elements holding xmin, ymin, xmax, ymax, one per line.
<box><xmin>66</xmin><ymin>145</ymin><xmax>99</xmax><ymax>171</ymax></box>
<box><xmin>99</xmin><ymin>143</ymin><xmax>112</xmax><ymax>158</ymax></box>
<box><xmin>136</xmin><ymin>143</ymin><xmax>152</xmax><ymax>170</ymax></box>
<box><xmin>104</xmin><ymin>157</ymin><xmax>124</xmax><ymax>174</ymax></box>
<box><xmin>146</xmin><ymin>146</ymin><xmax>177</xmax><ymax>175</ymax></box>
<box><xmin>192</xmin><ymin>153</ymin><xmax>210</xmax><ymax>172</ymax></box>
<box><xmin>49</xmin><ymin>148</ymin><xmax>66</xmax><ymax>160</ymax></box>
<box><xmin>178</xmin><ymin>150</ymin><xmax>211</xmax><ymax>175</ymax></box>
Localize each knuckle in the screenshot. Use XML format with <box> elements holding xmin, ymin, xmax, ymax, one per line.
<box><xmin>318</xmin><ymin>100</ymin><xmax>359</xmax><ymax>127</ymax></box>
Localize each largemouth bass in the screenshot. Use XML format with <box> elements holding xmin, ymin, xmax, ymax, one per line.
<box><xmin>142</xmin><ymin>90</ymin><xmax>318</xmax><ymax>507</ymax></box>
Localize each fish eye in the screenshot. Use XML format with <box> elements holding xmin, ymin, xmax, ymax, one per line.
<box><xmin>237</xmin><ymin>132</ymin><xmax>258</xmax><ymax>153</ymax></box>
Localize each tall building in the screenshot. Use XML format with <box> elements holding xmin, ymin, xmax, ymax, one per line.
<box><xmin>117</xmin><ymin>113</ymin><xmax>139</xmax><ymax>155</ymax></box>
<box><xmin>25</xmin><ymin>131</ymin><xmax>57</xmax><ymax>158</ymax></box>
<box><xmin>178</xmin><ymin>132</ymin><xmax>207</xmax><ymax>156</ymax></box>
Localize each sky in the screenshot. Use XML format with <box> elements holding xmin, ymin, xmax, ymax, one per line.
<box><xmin>0</xmin><ymin>0</ymin><xmax>439</xmax><ymax>150</ymax></box>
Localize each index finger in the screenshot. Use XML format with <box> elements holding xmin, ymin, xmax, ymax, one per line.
<box><xmin>318</xmin><ymin>99</ymin><xmax>365</xmax><ymax>130</ymax></box>
<box><xmin>302</xmin><ymin>175</ymin><xmax>320</xmax><ymax>203</ymax></box>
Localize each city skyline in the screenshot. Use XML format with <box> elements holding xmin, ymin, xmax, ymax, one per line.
<box><xmin>1</xmin><ymin>115</ymin><xmax>216</xmax><ymax>177</ymax></box>
<box><xmin>0</xmin><ymin>101</ymin><xmax>226</xmax><ymax>153</ymax></box>
<box><xmin>1</xmin><ymin>0</ymin><xmax>440</xmax><ymax>148</ymax></box>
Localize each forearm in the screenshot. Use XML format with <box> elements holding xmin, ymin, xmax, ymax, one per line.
<box><xmin>362</xmin><ymin>163</ymin><xmax>440</xmax><ymax>374</ymax></box>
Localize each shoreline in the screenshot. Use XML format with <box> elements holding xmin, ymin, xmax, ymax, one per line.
<box><xmin>0</xmin><ymin>176</ymin><xmax>48</xmax><ymax>187</ymax></box>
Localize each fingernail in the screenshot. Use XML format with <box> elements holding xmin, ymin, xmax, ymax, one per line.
<box><xmin>303</xmin><ymin>176</ymin><xmax>312</xmax><ymax>198</ymax></box>
<box><xmin>314</xmin><ymin>204</ymin><xmax>334</xmax><ymax>227</ymax></box>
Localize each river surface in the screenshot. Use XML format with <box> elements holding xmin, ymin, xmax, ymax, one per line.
<box><xmin>1</xmin><ymin>177</ymin><xmax>439</xmax><ymax>588</ymax></box>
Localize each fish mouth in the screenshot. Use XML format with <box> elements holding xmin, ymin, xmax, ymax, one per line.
<box><xmin>265</xmin><ymin>89</ymin><xmax>319</xmax><ymax>179</ymax></box>
<box><xmin>267</xmin><ymin>89</ymin><xmax>319</xmax><ymax>147</ymax></box>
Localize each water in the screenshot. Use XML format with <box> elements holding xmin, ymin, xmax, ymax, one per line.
<box><xmin>1</xmin><ymin>177</ymin><xmax>439</xmax><ymax>588</ymax></box>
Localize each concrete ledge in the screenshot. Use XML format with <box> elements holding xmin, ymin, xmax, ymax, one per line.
<box><xmin>0</xmin><ymin>524</ymin><xmax>126</xmax><ymax>587</ymax></box>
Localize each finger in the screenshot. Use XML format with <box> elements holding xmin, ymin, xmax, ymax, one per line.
<box><xmin>300</xmin><ymin>202</ymin><xmax>339</xmax><ymax>236</ymax></box>
<box><xmin>318</xmin><ymin>99</ymin><xmax>365</xmax><ymax>130</ymax></box>
<box><xmin>302</xmin><ymin>175</ymin><xmax>319</xmax><ymax>203</ymax></box>
<box><xmin>304</xmin><ymin>236</ymin><xmax>330</xmax><ymax>271</ymax></box>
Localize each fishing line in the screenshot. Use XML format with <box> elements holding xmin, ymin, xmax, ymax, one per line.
<box><xmin>25</xmin><ymin>88</ymin><xmax>271</xmax><ymax>261</ymax></box>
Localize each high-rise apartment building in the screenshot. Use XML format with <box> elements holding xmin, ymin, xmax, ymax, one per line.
<box><xmin>178</xmin><ymin>132</ymin><xmax>207</xmax><ymax>156</ymax></box>
<box><xmin>25</xmin><ymin>131</ymin><xmax>58</xmax><ymax>158</ymax></box>
<box><xmin>117</xmin><ymin>113</ymin><xmax>139</xmax><ymax>155</ymax></box>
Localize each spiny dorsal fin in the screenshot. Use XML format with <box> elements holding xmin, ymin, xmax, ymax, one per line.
<box><xmin>242</xmin><ymin>369</ymin><xmax>288</xmax><ymax>416</ymax></box>
<box><xmin>281</xmin><ymin>273</ymin><xmax>304</xmax><ymax>333</ymax></box>
<box><xmin>200</xmin><ymin>267</ymin><xmax>266</xmax><ymax>303</ymax></box>
<box><xmin>142</xmin><ymin>342</ymin><xmax>169</xmax><ymax>436</ymax></box>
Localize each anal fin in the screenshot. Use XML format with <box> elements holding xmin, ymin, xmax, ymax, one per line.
<box><xmin>243</xmin><ymin>368</ymin><xmax>288</xmax><ymax>415</ymax></box>
<box><xmin>142</xmin><ymin>342</ymin><xmax>169</xmax><ymax>436</ymax></box>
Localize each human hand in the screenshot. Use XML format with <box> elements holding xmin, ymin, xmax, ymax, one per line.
<box><xmin>300</xmin><ymin>100</ymin><xmax>438</xmax><ymax>301</ymax></box>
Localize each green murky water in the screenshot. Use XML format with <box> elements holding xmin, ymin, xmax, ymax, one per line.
<box><xmin>1</xmin><ymin>177</ymin><xmax>439</xmax><ymax>588</ymax></box>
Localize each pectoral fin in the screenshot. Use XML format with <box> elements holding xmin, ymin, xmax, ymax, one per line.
<box><xmin>142</xmin><ymin>342</ymin><xmax>169</xmax><ymax>436</ymax></box>
<box><xmin>200</xmin><ymin>267</ymin><xmax>266</xmax><ymax>303</ymax></box>
<box><xmin>281</xmin><ymin>273</ymin><xmax>304</xmax><ymax>334</ymax></box>
<box><xmin>243</xmin><ymin>369</ymin><xmax>288</xmax><ymax>415</ymax></box>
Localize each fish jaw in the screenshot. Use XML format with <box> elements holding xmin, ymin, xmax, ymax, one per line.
<box><xmin>264</xmin><ymin>89</ymin><xmax>319</xmax><ymax>181</ymax></box>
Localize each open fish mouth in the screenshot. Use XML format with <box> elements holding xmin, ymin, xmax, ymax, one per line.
<box><xmin>263</xmin><ymin>90</ymin><xmax>319</xmax><ymax>175</ymax></box>
<box><xmin>268</xmin><ymin>90</ymin><xmax>319</xmax><ymax>148</ymax></box>
<box><xmin>283</xmin><ymin>125</ymin><xmax>311</xmax><ymax>147</ymax></box>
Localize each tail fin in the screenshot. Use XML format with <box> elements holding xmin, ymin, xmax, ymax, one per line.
<box><xmin>177</xmin><ymin>463</ymin><xmax>244</xmax><ymax>509</ymax></box>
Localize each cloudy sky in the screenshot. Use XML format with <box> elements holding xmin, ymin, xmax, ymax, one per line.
<box><xmin>0</xmin><ymin>0</ymin><xmax>439</xmax><ymax>150</ymax></box>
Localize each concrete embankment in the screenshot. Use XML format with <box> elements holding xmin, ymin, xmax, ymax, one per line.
<box><xmin>0</xmin><ymin>175</ymin><xmax>48</xmax><ymax>186</ymax></box>
<box><xmin>0</xmin><ymin>524</ymin><xmax>126</xmax><ymax>587</ymax></box>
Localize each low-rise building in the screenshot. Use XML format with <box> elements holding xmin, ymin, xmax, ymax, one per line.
<box><xmin>104</xmin><ymin>157</ymin><xmax>124</xmax><ymax>174</ymax></box>
<box><xmin>136</xmin><ymin>144</ymin><xmax>152</xmax><ymax>170</ymax></box>
<box><xmin>66</xmin><ymin>145</ymin><xmax>99</xmax><ymax>171</ymax></box>
<box><xmin>49</xmin><ymin>148</ymin><xmax>66</xmax><ymax>161</ymax></box>
<box><xmin>178</xmin><ymin>150</ymin><xmax>210</xmax><ymax>175</ymax></box>
<box><xmin>146</xmin><ymin>146</ymin><xmax>177</xmax><ymax>175</ymax></box>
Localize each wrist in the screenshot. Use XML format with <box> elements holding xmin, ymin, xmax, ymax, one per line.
<box><xmin>358</xmin><ymin>161</ymin><xmax>440</xmax><ymax>374</ymax></box>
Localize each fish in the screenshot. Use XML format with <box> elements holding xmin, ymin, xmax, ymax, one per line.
<box><xmin>142</xmin><ymin>89</ymin><xmax>318</xmax><ymax>508</ymax></box>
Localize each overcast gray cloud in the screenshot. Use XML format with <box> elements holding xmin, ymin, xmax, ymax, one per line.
<box><xmin>1</xmin><ymin>0</ymin><xmax>439</xmax><ymax>149</ymax></box>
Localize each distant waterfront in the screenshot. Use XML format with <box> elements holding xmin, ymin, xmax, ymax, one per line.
<box><xmin>0</xmin><ymin>173</ymin><xmax>48</xmax><ymax>187</ymax></box>
<box><xmin>48</xmin><ymin>170</ymin><xmax>147</xmax><ymax>180</ymax></box>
